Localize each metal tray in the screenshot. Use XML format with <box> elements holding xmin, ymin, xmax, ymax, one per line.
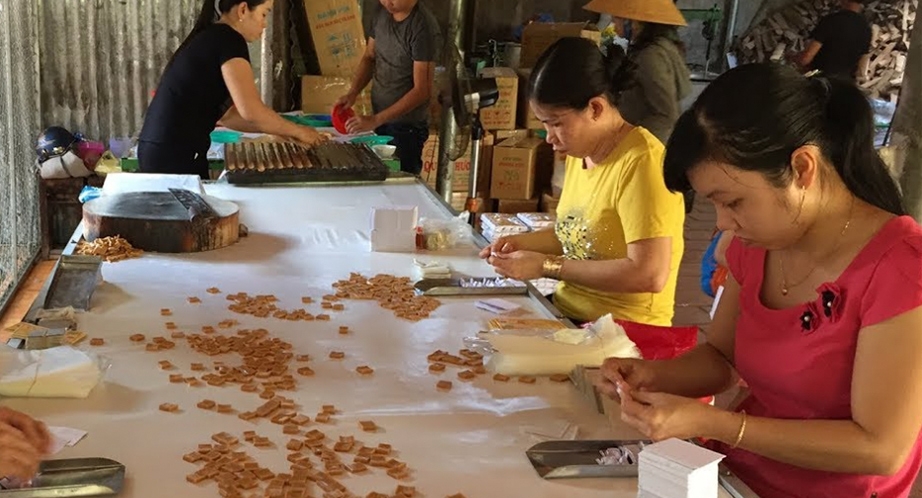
<box><xmin>414</xmin><ymin>277</ymin><xmax>529</xmax><ymax>296</ymax></box>
<box><xmin>527</xmin><ymin>440</ymin><xmax>644</xmax><ymax>479</ymax></box>
<box><xmin>525</xmin><ymin>440</ymin><xmax>760</xmax><ymax>497</ymax></box>
<box><xmin>43</xmin><ymin>256</ymin><xmax>102</xmax><ymax>311</ymax></box>
<box><xmin>0</xmin><ymin>457</ymin><xmax>125</xmax><ymax>496</ymax></box>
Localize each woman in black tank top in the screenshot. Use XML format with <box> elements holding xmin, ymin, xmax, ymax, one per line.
<box><xmin>139</xmin><ymin>0</ymin><xmax>324</xmax><ymax>178</ymax></box>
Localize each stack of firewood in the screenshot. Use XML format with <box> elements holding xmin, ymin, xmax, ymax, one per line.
<box><xmin>736</xmin><ymin>0</ymin><xmax>917</xmax><ymax>102</ymax></box>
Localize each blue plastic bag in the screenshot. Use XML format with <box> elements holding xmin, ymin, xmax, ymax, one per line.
<box><xmin>78</xmin><ymin>186</ymin><xmax>102</xmax><ymax>204</ymax></box>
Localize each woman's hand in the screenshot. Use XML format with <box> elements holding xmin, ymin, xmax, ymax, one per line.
<box><xmin>295</xmin><ymin>126</ymin><xmax>328</xmax><ymax>147</ymax></box>
<box><xmin>478</xmin><ymin>235</ymin><xmax>521</xmax><ymax>260</ymax></box>
<box><xmin>345</xmin><ymin>115</ymin><xmax>380</xmax><ymax>135</ymax></box>
<box><xmin>618</xmin><ymin>383</ymin><xmax>717</xmax><ymax>442</ymax></box>
<box><xmin>598</xmin><ymin>357</ymin><xmax>662</xmax><ymax>399</ymax></box>
<box><xmin>488</xmin><ymin>251</ymin><xmax>546</xmax><ymax>281</ymax></box>
<box><xmin>0</xmin><ymin>407</ymin><xmax>49</xmax><ymax>481</ymax></box>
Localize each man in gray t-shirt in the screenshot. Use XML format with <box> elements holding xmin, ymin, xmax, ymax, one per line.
<box><xmin>337</xmin><ymin>0</ymin><xmax>441</xmax><ymax>175</ymax></box>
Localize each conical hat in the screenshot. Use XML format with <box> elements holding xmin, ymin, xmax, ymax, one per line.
<box><xmin>584</xmin><ymin>0</ymin><xmax>688</xmax><ymax>26</ymax></box>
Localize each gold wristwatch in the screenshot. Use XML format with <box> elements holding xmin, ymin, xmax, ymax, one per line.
<box><xmin>542</xmin><ymin>256</ymin><xmax>565</xmax><ymax>279</ymax></box>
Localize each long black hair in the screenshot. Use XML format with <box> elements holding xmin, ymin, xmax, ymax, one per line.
<box><xmin>527</xmin><ymin>37</ymin><xmax>635</xmax><ymax>110</ymax></box>
<box><xmin>663</xmin><ymin>63</ymin><xmax>905</xmax><ymax>216</ymax></box>
<box><xmin>165</xmin><ymin>0</ymin><xmax>266</xmax><ymax>70</ymax></box>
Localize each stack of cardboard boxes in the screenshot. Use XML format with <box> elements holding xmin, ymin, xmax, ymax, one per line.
<box><xmin>297</xmin><ymin>9</ymin><xmax>600</xmax><ymax>219</ymax></box>
<box><xmin>300</xmin><ymin>0</ymin><xmax>373</xmax><ymax>116</ymax></box>
<box><xmin>473</xmin><ymin>22</ymin><xmax>601</xmax><ymax>220</ymax></box>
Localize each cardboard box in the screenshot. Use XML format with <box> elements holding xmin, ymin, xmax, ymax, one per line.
<box><xmin>520</xmin><ymin>22</ymin><xmax>602</xmax><ymax>69</ymax></box>
<box><xmin>370</xmin><ymin>206</ymin><xmax>418</xmax><ymax>253</ymax></box>
<box><xmin>516</xmin><ymin>69</ymin><xmax>543</xmax><ymax>130</ymax></box>
<box><xmin>421</xmin><ymin>133</ymin><xmax>472</xmax><ymax>192</ymax></box>
<box><xmin>301</xmin><ymin>75</ymin><xmax>372</xmax><ymax>115</ymax></box>
<box><xmin>541</xmin><ymin>190</ymin><xmax>560</xmax><ymax>214</ymax></box>
<box><xmin>302</xmin><ymin>0</ymin><xmax>366</xmax><ymax>77</ymax></box>
<box><xmin>491</xmin><ymin>136</ymin><xmax>552</xmax><ymax>200</ymax></box>
<box><xmin>495</xmin><ymin>129</ymin><xmax>531</xmax><ymax>141</ymax></box>
<box><xmin>495</xmin><ymin>198</ymin><xmax>540</xmax><ymax>214</ymax></box>
<box><xmin>479</xmin><ymin>67</ymin><xmax>519</xmax><ymax>131</ymax></box>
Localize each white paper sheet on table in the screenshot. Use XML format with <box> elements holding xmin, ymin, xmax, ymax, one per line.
<box><xmin>100</xmin><ymin>173</ymin><xmax>204</xmax><ymax>196</ymax></box>
<box><xmin>476</xmin><ymin>298</ymin><xmax>521</xmax><ymax>314</ymax></box>
<box><xmin>47</xmin><ymin>426</ymin><xmax>88</xmax><ymax>455</ymax></box>
<box><xmin>4</xmin><ymin>183</ymin><xmax>741</xmax><ymax>498</ymax></box>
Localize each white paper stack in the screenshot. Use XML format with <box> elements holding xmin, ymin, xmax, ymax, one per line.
<box><xmin>638</xmin><ymin>439</ymin><xmax>726</xmax><ymax>498</ymax></box>
<box><xmin>480</xmin><ymin>213</ymin><xmax>529</xmax><ymax>242</ymax></box>
<box><xmin>370</xmin><ymin>206</ymin><xmax>418</xmax><ymax>252</ymax></box>
<box><xmin>414</xmin><ymin>259</ymin><xmax>451</xmax><ymax>279</ymax></box>
<box><xmin>516</xmin><ymin>212</ymin><xmax>557</xmax><ymax>230</ymax></box>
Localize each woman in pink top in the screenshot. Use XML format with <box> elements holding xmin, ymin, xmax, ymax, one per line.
<box><xmin>600</xmin><ymin>63</ymin><xmax>922</xmax><ymax>498</ymax></box>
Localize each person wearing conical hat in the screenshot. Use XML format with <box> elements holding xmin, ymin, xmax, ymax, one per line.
<box><xmin>584</xmin><ymin>0</ymin><xmax>691</xmax><ymax>146</ymax></box>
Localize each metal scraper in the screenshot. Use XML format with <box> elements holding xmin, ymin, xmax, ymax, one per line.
<box><xmin>168</xmin><ymin>188</ymin><xmax>217</xmax><ymax>221</ymax></box>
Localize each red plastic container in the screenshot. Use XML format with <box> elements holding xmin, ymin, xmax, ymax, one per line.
<box><xmin>331</xmin><ymin>104</ymin><xmax>355</xmax><ymax>134</ymax></box>
<box><xmin>75</xmin><ymin>140</ymin><xmax>106</xmax><ymax>168</ymax></box>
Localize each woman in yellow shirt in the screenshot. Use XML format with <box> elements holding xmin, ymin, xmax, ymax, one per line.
<box><xmin>480</xmin><ymin>37</ymin><xmax>685</xmax><ymax>326</ymax></box>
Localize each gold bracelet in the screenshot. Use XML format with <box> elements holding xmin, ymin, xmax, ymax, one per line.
<box><xmin>731</xmin><ymin>410</ymin><xmax>748</xmax><ymax>449</ymax></box>
<box><xmin>542</xmin><ymin>256</ymin><xmax>565</xmax><ymax>279</ymax></box>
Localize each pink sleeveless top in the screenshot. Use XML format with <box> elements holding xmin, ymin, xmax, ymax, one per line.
<box><xmin>711</xmin><ymin>216</ymin><xmax>922</xmax><ymax>498</ymax></box>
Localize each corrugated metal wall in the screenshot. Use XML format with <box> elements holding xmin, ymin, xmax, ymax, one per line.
<box><xmin>0</xmin><ymin>0</ymin><xmax>42</xmax><ymax>308</ymax></box>
<box><xmin>37</xmin><ymin>0</ymin><xmax>276</xmax><ymax>143</ymax></box>
<box><xmin>38</xmin><ymin>0</ymin><xmax>199</xmax><ymax>141</ymax></box>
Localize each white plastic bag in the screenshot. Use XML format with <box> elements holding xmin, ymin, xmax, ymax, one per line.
<box><xmin>0</xmin><ymin>346</ymin><xmax>109</xmax><ymax>398</ymax></box>
<box><xmin>478</xmin><ymin>314</ymin><xmax>642</xmax><ymax>376</ymax></box>
<box><xmin>418</xmin><ymin>217</ymin><xmax>473</xmax><ymax>250</ymax></box>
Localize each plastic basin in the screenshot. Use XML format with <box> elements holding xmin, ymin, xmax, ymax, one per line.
<box><xmin>350</xmin><ymin>135</ymin><xmax>394</xmax><ymax>146</ymax></box>
<box><xmin>210</xmin><ymin>130</ymin><xmax>242</xmax><ymax>144</ymax></box>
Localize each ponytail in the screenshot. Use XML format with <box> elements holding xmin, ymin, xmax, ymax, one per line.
<box><xmin>163</xmin><ymin>0</ymin><xmax>265</xmax><ymax>73</ymax></box>
<box><xmin>528</xmin><ymin>37</ymin><xmax>635</xmax><ymax>110</ymax></box>
<box><xmin>815</xmin><ymin>75</ymin><xmax>906</xmax><ymax>215</ymax></box>
<box><xmin>664</xmin><ymin>63</ymin><xmax>906</xmax><ymax>216</ymax></box>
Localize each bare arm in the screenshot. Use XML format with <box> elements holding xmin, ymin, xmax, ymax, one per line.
<box><xmin>558</xmin><ymin>237</ymin><xmax>675</xmax><ymax>294</ymax></box>
<box><xmin>218</xmin><ymin>106</ymin><xmax>261</xmax><ymax>133</ymax></box>
<box><xmin>221</xmin><ymin>58</ymin><xmax>321</xmax><ymax>144</ymax></box>
<box><xmin>373</xmin><ymin>61</ymin><xmax>435</xmax><ymax>124</ymax></box>
<box><xmin>795</xmin><ymin>40</ymin><xmax>824</xmax><ymax>71</ymax></box>
<box><xmin>714</xmin><ymin>230</ymin><xmax>734</xmax><ymax>268</ymax></box>
<box><xmin>857</xmin><ymin>53</ymin><xmax>871</xmax><ymax>81</ymax></box>
<box><xmin>703</xmin><ymin>306</ymin><xmax>922</xmax><ymax>475</ymax></box>
<box><xmin>651</xmin><ymin>273</ymin><xmax>740</xmax><ymax>397</ymax></box>
<box><xmin>480</xmin><ymin>230</ymin><xmax>563</xmax><ymax>258</ymax></box>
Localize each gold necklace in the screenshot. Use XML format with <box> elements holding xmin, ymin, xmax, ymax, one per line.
<box><xmin>779</xmin><ymin>200</ymin><xmax>854</xmax><ymax>296</ymax></box>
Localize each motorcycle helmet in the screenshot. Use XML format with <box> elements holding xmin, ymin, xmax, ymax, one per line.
<box><xmin>36</xmin><ymin>126</ymin><xmax>77</xmax><ymax>162</ymax></box>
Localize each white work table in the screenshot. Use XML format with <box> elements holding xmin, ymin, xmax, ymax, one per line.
<box><xmin>7</xmin><ymin>181</ymin><xmax>743</xmax><ymax>498</ymax></box>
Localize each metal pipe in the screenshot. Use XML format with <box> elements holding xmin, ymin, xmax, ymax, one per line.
<box><xmin>895</xmin><ymin>16</ymin><xmax>922</xmax><ymax>222</ymax></box>
<box><xmin>260</xmin><ymin>12</ymin><xmax>274</xmax><ymax>106</ymax></box>
<box><xmin>723</xmin><ymin>0</ymin><xmax>740</xmax><ymax>70</ymax></box>
<box><xmin>436</xmin><ymin>0</ymin><xmax>472</xmax><ymax>203</ymax></box>
<box><xmin>436</xmin><ymin>102</ymin><xmax>460</xmax><ymax>203</ymax></box>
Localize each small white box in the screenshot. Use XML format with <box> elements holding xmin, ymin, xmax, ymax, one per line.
<box><xmin>638</xmin><ymin>439</ymin><xmax>725</xmax><ymax>498</ymax></box>
<box><xmin>370</xmin><ymin>206</ymin><xmax>419</xmax><ymax>252</ymax></box>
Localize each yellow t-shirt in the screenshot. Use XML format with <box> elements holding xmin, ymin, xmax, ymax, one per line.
<box><xmin>553</xmin><ymin>127</ymin><xmax>685</xmax><ymax>326</ymax></box>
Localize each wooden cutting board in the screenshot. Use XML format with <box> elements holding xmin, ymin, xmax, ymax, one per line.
<box><xmin>82</xmin><ymin>191</ymin><xmax>240</xmax><ymax>253</ymax></box>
